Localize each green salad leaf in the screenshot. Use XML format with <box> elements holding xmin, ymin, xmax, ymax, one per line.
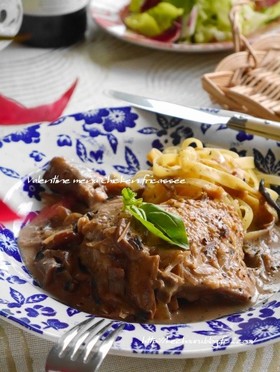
<box><xmin>192</xmin><ymin>0</ymin><xmax>280</xmax><ymax>43</ymax></box>
<box><xmin>165</xmin><ymin>0</ymin><xmax>195</xmax><ymax>14</ymax></box>
<box><xmin>124</xmin><ymin>2</ymin><xmax>184</xmax><ymax>37</ymax></box>
<box><xmin>125</xmin><ymin>0</ymin><xmax>280</xmax><ymax>44</ymax></box>
<box><xmin>122</xmin><ymin>188</ymin><xmax>189</xmax><ymax>250</ymax></box>
<box><xmin>128</xmin><ymin>0</ymin><xmax>144</xmax><ymax>13</ymax></box>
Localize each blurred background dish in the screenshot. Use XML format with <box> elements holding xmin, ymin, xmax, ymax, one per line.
<box><xmin>91</xmin><ymin>0</ymin><xmax>280</xmax><ymax>53</ymax></box>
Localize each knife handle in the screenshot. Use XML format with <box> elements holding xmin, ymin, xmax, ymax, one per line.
<box><xmin>227</xmin><ymin>115</ymin><xmax>280</xmax><ymax>141</ymax></box>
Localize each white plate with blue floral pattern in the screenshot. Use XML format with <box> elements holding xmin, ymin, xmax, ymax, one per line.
<box><xmin>0</xmin><ymin>105</ymin><xmax>280</xmax><ymax>358</ymax></box>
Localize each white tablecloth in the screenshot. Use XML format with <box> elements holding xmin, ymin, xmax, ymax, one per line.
<box><xmin>0</xmin><ymin>10</ymin><xmax>279</xmax><ymax>372</ymax></box>
<box><xmin>0</xmin><ymin>20</ymin><xmax>224</xmax><ymax>136</ymax></box>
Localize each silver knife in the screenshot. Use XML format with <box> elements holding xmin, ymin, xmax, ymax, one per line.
<box><xmin>108</xmin><ymin>90</ymin><xmax>280</xmax><ymax>141</ymax></box>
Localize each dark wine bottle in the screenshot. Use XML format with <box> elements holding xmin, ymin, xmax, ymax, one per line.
<box><xmin>19</xmin><ymin>1</ymin><xmax>88</xmax><ymax>48</ymax></box>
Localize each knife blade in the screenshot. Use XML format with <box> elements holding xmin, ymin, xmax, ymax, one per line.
<box><xmin>108</xmin><ymin>90</ymin><xmax>280</xmax><ymax>141</ymax></box>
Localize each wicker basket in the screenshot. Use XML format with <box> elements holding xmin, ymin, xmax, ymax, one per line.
<box><xmin>201</xmin><ymin>4</ymin><xmax>280</xmax><ymax>121</ymax></box>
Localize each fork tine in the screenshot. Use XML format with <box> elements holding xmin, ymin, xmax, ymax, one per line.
<box><xmin>70</xmin><ymin>320</ymin><xmax>113</xmax><ymax>360</ymax></box>
<box><xmin>59</xmin><ymin>317</ymin><xmax>103</xmax><ymax>356</ymax></box>
<box><xmin>45</xmin><ymin>319</ymin><xmax>124</xmax><ymax>372</ymax></box>
<box><xmin>87</xmin><ymin>323</ymin><xmax>125</xmax><ymax>370</ymax></box>
<box><xmin>82</xmin><ymin>320</ymin><xmax>115</xmax><ymax>362</ymax></box>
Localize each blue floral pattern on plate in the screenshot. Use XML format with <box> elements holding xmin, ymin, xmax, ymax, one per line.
<box><xmin>0</xmin><ymin>106</ymin><xmax>279</xmax><ymax>358</ymax></box>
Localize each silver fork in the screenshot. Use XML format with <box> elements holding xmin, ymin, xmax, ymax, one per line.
<box><xmin>45</xmin><ymin>317</ymin><xmax>125</xmax><ymax>372</ymax></box>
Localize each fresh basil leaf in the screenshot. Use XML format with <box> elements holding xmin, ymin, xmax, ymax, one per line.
<box><xmin>121</xmin><ymin>188</ymin><xmax>189</xmax><ymax>250</ymax></box>
<box><xmin>130</xmin><ymin>204</ymin><xmax>147</xmax><ymax>220</ymax></box>
<box><xmin>141</xmin><ymin>203</ymin><xmax>189</xmax><ymax>246</ymax></box>
<box><xmin>122</xmin><ymin>187</ymin><xmax>143</xmax><ymax>208</ymax></box>
<box><xmin>126</xmin><ymin>204</ymin><xmax>187</xmax><ymax>249</ymax></box>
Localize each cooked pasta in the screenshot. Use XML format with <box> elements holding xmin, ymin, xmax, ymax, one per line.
<box><xmin>132</xmin><ymin>138</ymin><xmax>280</xmax><ymax>237</ymax></box>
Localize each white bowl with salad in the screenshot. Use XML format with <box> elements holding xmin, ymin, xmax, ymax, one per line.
<box><xmin>92</xmin><ymin>0</ymin><xmax>280</xmax><ymax>52</ymax></box>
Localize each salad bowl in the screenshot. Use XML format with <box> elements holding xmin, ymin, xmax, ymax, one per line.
<box><xmin>91</xmin><ymin>0</ymin><xmax>280</xmax><ymax>53</ymax></box>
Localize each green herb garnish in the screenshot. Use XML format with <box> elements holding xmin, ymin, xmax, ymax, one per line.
<box><xmin>122</xmin><ymin>188</ymin><xmax>189</xmax><ymax>250</ymax></box>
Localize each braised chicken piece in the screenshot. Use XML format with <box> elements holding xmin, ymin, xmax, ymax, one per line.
<box><xmin>18</xmin><ymin>157</ymin><xmax>257</xmax><ymax>321</ymax></box>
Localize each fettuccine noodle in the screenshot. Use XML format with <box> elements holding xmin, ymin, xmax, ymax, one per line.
<box><xmin>132</xmin><ymin>138</ymin><xmax>280</xmax><ymax>237</ymax></box>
